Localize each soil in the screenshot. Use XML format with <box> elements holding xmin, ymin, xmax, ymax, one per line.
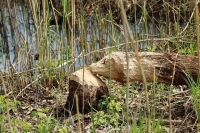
<box><xmin>6</xmin><ymin>79</ymin><xmax>197</xmax><ymax>132</ymax></box>
<box><xmin>1</xmin><ymin>0</ymin><xmax>199</xmax><ymax>132</ymax></box>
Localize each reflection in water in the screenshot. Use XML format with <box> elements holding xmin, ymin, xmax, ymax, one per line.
<box><xmin>0</xmin><ymin>1</ymin><xmax>163</xmax><ymax>74</ymax></box>
<box><xmin>0</xmin><ymin>3</ymin><xmax>36</xmax><ymax>72</ymax></box>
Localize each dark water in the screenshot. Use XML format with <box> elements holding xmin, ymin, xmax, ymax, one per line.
<box><xmin>0</xmin><ymin>2</ymin><xmax>173</xmax><ymax>74</ymax></box>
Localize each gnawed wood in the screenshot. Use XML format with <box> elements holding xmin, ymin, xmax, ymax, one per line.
<box><xmin>89</xmin><ymin>52</ymin><xmax>198</xmax><ymax>85</ymax></box>
<box><xmin>65</xmin><ymin>67</ymin><xmax>108</xmax><ymax>112</ymax></box>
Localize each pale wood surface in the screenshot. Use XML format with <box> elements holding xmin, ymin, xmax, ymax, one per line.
<box><xmin>90</xmin><ymin>52</ymin><xmax>198</xmax><ymax>85</ymax></box>
<box><xmin>66</xmin><ymin>67</ymin><xmax>108</xmax><ymax>112</ymax></box>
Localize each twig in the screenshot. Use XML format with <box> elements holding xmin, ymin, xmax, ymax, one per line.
<box><xmin>16</xmin><ymin>75</ymin><xmax>41</xmax><ymax>98</ymax></box>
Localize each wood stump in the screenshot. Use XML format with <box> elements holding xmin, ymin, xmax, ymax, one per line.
<box><xmin>66</xmin><ymin>52</ymin><xmax>199</xmax><ymax>113</ymax></box>
<box><xmin>65</xmin><ymin>67</ymin><xmax>108</xmax><ymax>113</ymax></box>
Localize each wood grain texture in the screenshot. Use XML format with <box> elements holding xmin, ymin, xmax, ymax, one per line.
<box><xmin>90</xmin><ymin>52</ymin><xmax>198</xmax><ymax>85</ymax></box>
<box><xmin>65</xmin><ymin>67</ymin><xmax>108</xmax><ymax>112</ymax></box>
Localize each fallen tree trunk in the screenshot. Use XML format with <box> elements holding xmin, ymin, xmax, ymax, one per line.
<box><xmin>89</xmin><ymin>52</ymin><xmax>198</xmax><ymax>85</ymax></box>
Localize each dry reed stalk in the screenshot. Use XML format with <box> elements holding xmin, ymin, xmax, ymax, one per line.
<box><xmin>118</xmin><ymin>0</ymin><xmax>151</xmax><ymax>132</ymax></box>
<box><xmin>76</xmin><ymin>94</ymin><xmax>82</xmax><ymax>133</ymax></box>
<box><xmin>0</xmin><ymin>71</ymin><xmax>6</xmax><ymax>94</ymax></box>
<box><xmin>195</xmin><ymin>0</ymin><xmax>200</xmax><ymax>130</ymax></box>
<box><xmin>195</xmin><ymin>0</ymin><xmax>200</xmax><ymax>75</ymax></box>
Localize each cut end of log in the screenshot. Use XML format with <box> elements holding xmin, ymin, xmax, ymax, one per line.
<box><xmin>89</xmin><ymin>52</ymin><xmax>155</xmax><ymax>83</ymax></box>
<box><xmin>65</xmin><ymin>67</ymin><xmax>109</xmax><ymax>113</ymax></box>
<box><xmin>89</xmin><ymin>55</ymin><xmax>124</xmax><ymax>82</ymax></box>
<box><xmin>90</xmin><ymin>52</ymin><xmax>199</xmax><ymax>85</ymax></box>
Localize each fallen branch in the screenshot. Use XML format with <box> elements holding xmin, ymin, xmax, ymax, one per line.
<box><xmin>89</xmin><ymin>52</ymin><xmax>198</xmax><ymax>85</ymax></box>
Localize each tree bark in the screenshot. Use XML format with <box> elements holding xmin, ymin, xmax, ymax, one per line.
<box><xmin>65</xmin><ymin>67</ymin><xmax>108</xmax><ymax>112</ymax></box>
<box><xmin>89</xmin><ymin>52</ymin><xmax>198</xmax><ymax>85</ymax></box>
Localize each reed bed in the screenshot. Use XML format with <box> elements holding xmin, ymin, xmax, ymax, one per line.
<box><xmin>0</xmin><ymin>0</ymin><xmax>199</xmax><ymax>132</ymax></box>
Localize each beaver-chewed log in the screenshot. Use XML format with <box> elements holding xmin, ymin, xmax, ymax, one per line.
<box><xmin>89</xmin><ymin>52</ymin><xmax>198</xmax><ymax>85</ymax></box>
<box><xmin>65</xmin><ymin>67</ymin><xmax>108</xmax><ymax>112</ymax></box>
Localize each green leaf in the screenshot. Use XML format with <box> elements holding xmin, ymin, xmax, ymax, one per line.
<box><xmin>30</xmin><ymin>110</ymin><xmax>37</xmax><ymax>117</ymax></box>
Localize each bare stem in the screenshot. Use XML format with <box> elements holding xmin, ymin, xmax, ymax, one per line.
<box><xmin>118</xmin><ymin>0</ymin><xmax>151</xmax><ymax>132</ymax></box>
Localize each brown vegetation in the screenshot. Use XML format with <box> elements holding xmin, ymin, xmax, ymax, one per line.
<box><xmin>0</xmin><ymin>0</ymin><xmax>199</xmax><ymax>132</ymax></box>
<box><xmin>24</xmin><ymin>0</ymin><xmax>198</xmax><ymax>24</ymax></box>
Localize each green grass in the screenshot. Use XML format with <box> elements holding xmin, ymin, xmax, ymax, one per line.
<box><xmin>187</xmin><ymin>75</ymin><xmax>200</xmax><ymax>121</ymax></box>
<box><xmin>0</xmin><ymin>0</ymin><xmax>199</xmax><ymax>132</ymax></box>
